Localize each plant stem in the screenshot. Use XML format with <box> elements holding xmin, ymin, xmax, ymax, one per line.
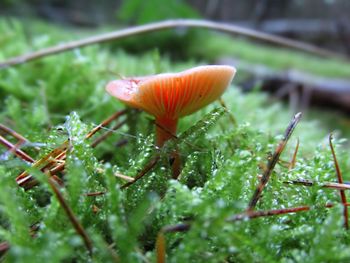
<box><xmin>155</xmin><ymin>118</ymin><xmax>178</xmax><ymax>147</ymax></box>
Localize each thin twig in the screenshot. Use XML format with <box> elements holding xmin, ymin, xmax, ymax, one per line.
<box><xmin>229</xmin><ymin>203</ymin><xmax>335</xmax><ymax>221</ymax></box>
<box><xmin>49</xmin><ymin>162</ymin><xmax>66</xmax><ymax>175</ymax></box>
<box><xmin>16</xmin><ymin>110</ymin><xmax>126</xmax><ymax>189</ymax></box>
<box><xmin>84</xmin><ymin>191</ymin><xmax>106</xmax><ymax>197</ymax></box>
<box><xmin>329</xmin><ymin>134</ymin><xmax>349</xmax><ymax>229</ymax></box>
<box><xmin>0</xmin><ymin>19</ymin><xmax>343</xmax><ymax>69</ymax></box>
<box><xmin>247</xmin><ymin>112</ymin><xmax>302</xmax><ymax>211</ymax></box>
<box><xmin>91</xmin><ymin>120</ymin><xmax>127</xmax><ymax>148</ymax></box>
<box><xmin>0</xmin><ymin>124</ymin><xmax>28</xmax><ymax>143</ymax></box>
<box><xmin>120</xmin><ymin>156</ymin><xmax>160</xmax><ymax>189</ymax></box>
<box><xmin>284</xmin><ymin>179</ymin><xmax>350</xmax><ymax>191</ymax></box>
<box><xmin>0</xmin><ymin>135</ymin><xmax>35</xmax><ymax>163</ymax></box>
<box><xmin>161</xmin><ymin>202</ymin><xmax>345</xmax><ymax>234</ymax></box>
<box><xmin>85</xmin><ymin>110</ymin><xmax>127</xmax><ymax>139</ymax></box>
<box><xmin>288</xmin><ymin>138</ymin><xmax>299</xmax><ymax>170</ymax></box>
<box><xmin>48</xmin><ymin>178</ymin><xmax>93</xmax><ymax>255</ymax></box>
<box><xmin>16</xmin><ymin>142</ymin><xmax>68</xmax><ymax>188</ymax></box>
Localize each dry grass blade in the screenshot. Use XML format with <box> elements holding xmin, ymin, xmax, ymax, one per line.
<box><xmin>247</xmin><ymin>112</ymin><xmax>302</xmax><ymax>211</ymax></box>
<box><xmin>329</xmin><ymin>134</ymin><xmax>349</xmax><ymax>229</ymax></box>
<box><xmin>16</xmin><ymin>142</ymin><xmax>68</xmax><ymax>188</ymax></box>
<box><xmin>48</xmin><ymin>178</ymin><xmax>93</xmax><ymax>255</ymax></box>
<box><xmin>16</xmin><ymin>110</ymin><xmax>127</xmax><ymax>189</ymax></box>
<box><xmin>49</xmin><ymin>162</ymin><xmax>66</xmax><ymax>175</ymax></box>
<box><xmin>114</xmin><ymin>172</ymin><xmax>134</xmax><ymax>182</ymax></box>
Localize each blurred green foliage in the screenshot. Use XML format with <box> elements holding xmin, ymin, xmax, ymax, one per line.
<box><xmin>188</xmin><ymin>32</ymin><xmax>350</xmax><ymax>78</ymax></box>
<box><xmin>1</xmin><ymin>18</ymin><xmax>350</xmax><ymax>262</ymax></box>
<box><xmin>117</xmin><ymin>0</ymin><xmax>199</xmax><ymax>24</ymax></box>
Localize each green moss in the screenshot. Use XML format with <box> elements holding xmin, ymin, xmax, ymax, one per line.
<box><xmin>1</xmin><ymin>18</ymin><xmax>350</xmax><ymax>262</ymax></box>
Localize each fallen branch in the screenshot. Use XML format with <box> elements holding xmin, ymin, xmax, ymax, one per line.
<box><xmin>0</xmin><ymin>19</ymin><xmax>343</xmax><ymax>69</ymax></box>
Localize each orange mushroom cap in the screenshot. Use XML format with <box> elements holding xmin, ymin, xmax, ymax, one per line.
<box><xmin>106</xmin><ymin>65</ymin><xmax>236</xmax><ymax>120</ymax></box>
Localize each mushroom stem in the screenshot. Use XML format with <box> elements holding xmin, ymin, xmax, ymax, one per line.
<box><xmin>155</xmin><ymin>117</ymin><xmax>181</xmax><ymax>179</ymax></box>
<box><xmin>155</xmin><ymin>117</ymin><xmax>178</xmax><ymax>147</ymax></box>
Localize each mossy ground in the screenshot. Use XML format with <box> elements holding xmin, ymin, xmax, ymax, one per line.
<box><xmin>1</xmin><ymin>18</ymin><xmax>350</xmax><ymax>262</ymax></box>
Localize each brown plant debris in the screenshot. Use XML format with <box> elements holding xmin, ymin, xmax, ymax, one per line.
<box><xmin>247</xmin><ymin>112</ymin><xmax>302</xmax><ymax>211</ymax></box>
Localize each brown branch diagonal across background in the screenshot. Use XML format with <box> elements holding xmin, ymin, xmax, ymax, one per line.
<box><xmin>0</xmin><ymin>19</ymin><xmax>344</xmax><ymax>69</ymax></box>
<box><xmin>247</xmin><ymin>112</ymin><xmax>302</xmax><ymax>211</ymax></box>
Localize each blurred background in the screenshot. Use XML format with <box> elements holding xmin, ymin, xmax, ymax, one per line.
<box><xmin>1</xmin><ymin>0</ymin><xmax>350</xmax><ymax>127</ymax></box>
<box><xmin>2</xmin><ymin>0</ymin><xmax>350</xmax><ymax>52</ymax></box>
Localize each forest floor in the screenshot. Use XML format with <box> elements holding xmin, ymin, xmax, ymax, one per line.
<box><xmin>1</xmin><ymin>18</ymin><xmax>350</xmax><ymax>262</ymax></box>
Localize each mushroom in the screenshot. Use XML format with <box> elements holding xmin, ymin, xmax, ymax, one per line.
<box><xmin>106</xmin><ymin>65</ymin><xmax>236</xmax><ymax>178</ymax></box>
